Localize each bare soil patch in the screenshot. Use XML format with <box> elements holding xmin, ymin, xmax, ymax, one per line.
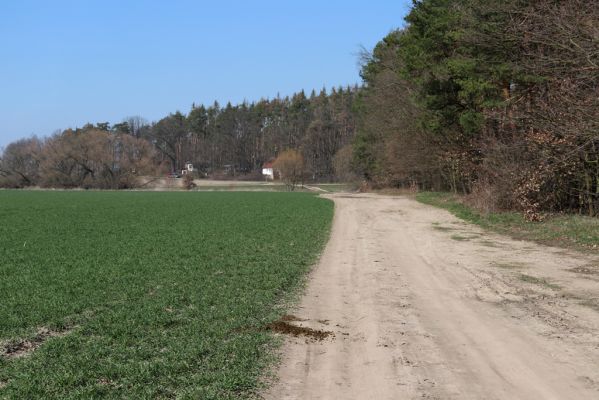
<box><xmin>266</xmin><ymin>316</ymin><xmax>332</xmax><ymax>341</ymax></box>
<box><xmin>1</xmin><ymin>327</ymin><xmax>73</xmax><ymax>359</ymax></box>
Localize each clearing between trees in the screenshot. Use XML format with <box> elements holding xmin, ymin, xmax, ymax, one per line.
<box><xmin>265</xmin><ymin>193</ymin><xmax>599</xmax><ymax>399</ymax></box>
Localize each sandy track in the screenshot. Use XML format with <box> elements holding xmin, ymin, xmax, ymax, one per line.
<box><xmin>264</xmin><ymin>193</ymin><xmax>599</xmax><ymax>399</ymax></box>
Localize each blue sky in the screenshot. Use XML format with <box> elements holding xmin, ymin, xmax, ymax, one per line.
<box><xmin>0</xmin><ymin>0</ymin><xmax>411</xmax><ymax>148</ymax></box>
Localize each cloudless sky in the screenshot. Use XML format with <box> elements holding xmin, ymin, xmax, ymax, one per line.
<box><xmin>0</xmin><ymin>0</ymin><xmax>411</xmax><ymax>148</ymax></box>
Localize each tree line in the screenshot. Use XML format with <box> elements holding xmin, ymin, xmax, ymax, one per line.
<box><xmin>0</xmin><ymin>87</ymin><xmax>358</xmax><ymax>189</ymax></box>
<box><xmin>353</xmin><ymin>0</ymin><xmax>598</xmax><ymax>218</ymax></box>
<box><xmin>0</xmin><ymin>128</ymin><xmax>154</xmax><ymax>189</ymax></box>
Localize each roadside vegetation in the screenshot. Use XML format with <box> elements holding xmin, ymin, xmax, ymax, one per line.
<box><xmin>0</xmin><ymin>191</ymin><xmax>333</xmax><ymax>399</ymax></box>
<box><xmin>417</xmin><ymin>192</ymin><xmax>599</xmax><ymax>251</ymax></box>
<box><xmin>353</xmin><ymin>0</ymin><xmax>598</xmax><ymax>220</ymax></box>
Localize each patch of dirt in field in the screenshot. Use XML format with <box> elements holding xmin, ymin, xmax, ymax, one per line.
<box><xmin>1</xmin><ymin>327</ymin><xmax>73</xmax><ymax>359</ymax></box>
<box><xmin>0</xmin><ymin>380</ymin><xmax>7</xmax><ymax>389</ymax></box>
<box><xmin>266</xmin><ymin>318</ymin><xmax>332</xmax><ymax>341</ymax></box>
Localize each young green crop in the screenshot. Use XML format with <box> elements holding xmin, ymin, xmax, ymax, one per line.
<box><xmin>0</xmin><ymin>191</ymin><xmax>333</xmax><ymax>399</ymax></box>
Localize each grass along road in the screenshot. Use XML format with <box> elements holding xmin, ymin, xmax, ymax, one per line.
<box><xmin>416</xmin><ymin>192</ymin><xmax>599</xmax><ymax>251</ymax></box>
<box><xmin>0</xmin><ymin>191</ymin><xmax>333</xmax><ymax>399</ymax></box>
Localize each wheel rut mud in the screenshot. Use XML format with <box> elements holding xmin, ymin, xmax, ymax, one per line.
<box><xmin>267</xmin><ymin>316</ymin><xmax>333</xmax><ymax>341</ymax></box>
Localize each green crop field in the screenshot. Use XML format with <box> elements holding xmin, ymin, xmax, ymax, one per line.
<box><xmin>0</xmin><ymin>191</ymin><xmax>333</xmax><ymax>399</ymax></box>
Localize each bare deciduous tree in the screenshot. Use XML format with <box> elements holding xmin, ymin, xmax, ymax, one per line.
<box><xmin>0</xmin><ymin>137</ymin><xmax>43</xmax><ymax>187</ymax></box>
<box><xmin>38</xmin><ymin>129</ymin><xmax>155</xmax><ymax>189</ymax></box>
<box><xmin>273</xmin><ymin>149</ymin><xmax>304</xmax><ymax>191</ymax></box>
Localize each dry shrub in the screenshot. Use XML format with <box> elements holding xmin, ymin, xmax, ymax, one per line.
<box><xmin>467</xmin><ymin>179</ymin><xmax>498</xmax><ymax>215</ymax></box>
<box><xmin>183</xmin><ymin>174</ymin><xmax>196</xmax><ymax>190</ymax></box>
<box><xmin>273</xmin><ymin>149</ymin><xmax>304</xmax><ymax>190</ymax></box>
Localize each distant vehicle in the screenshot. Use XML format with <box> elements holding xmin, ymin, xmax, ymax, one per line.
<box><xmin>168</xmin><ymin>172</ymin><xmax>181</xmax><ymax>179</ymax></box>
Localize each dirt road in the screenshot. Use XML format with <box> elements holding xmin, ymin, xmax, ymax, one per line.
<box><xmin>264</xmin><ymin>194</ymin><xmax>599</xmax><ymax>399</ymax></box>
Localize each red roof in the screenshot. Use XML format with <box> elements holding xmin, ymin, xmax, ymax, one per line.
<box><xmin>262</xmin><ymin>161</ymin><xmax>274</xmax><ymax>168</ymax></box>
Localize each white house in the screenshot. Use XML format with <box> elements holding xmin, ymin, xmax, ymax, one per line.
<box><xmin>262</xmin><ymin>161</ymin><xmax>274</xmax><ymax>180</ymax></box>
<box><xmin>182</xmin><ymin>162</ymin><xmax>194</xmax><ymax>175</ymax></box>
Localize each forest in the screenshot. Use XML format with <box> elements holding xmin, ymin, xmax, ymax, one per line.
<box><xmin>0</xmin><ymin>87</ymin><xmax>358</xmax><ymax>189</ymax></box>
<box><xmin>1</xmin><ymin>0</ymin><xmax>597</xmax><ymax>217</ymax></box>
<box><xmin>354</xmin><ymin>0</ymin><xmax>599</xmax><ymax>219</ymax></box>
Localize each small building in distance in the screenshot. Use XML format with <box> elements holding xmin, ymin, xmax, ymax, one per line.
<box><xmin>262</xmin><ymin>161</ymin><xmax>274</xmax><ymax>180</ymax></box>
<box><xmin>182</xmin><ymin>162</ymin><xmax>194</xmax><ymax>175</ymax></box>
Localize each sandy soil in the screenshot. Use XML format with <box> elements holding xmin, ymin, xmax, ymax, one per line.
<box><xmin>263</xmin><ymin>193</ymin><xmax>599</xmax><ymax>399</ymax></box>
